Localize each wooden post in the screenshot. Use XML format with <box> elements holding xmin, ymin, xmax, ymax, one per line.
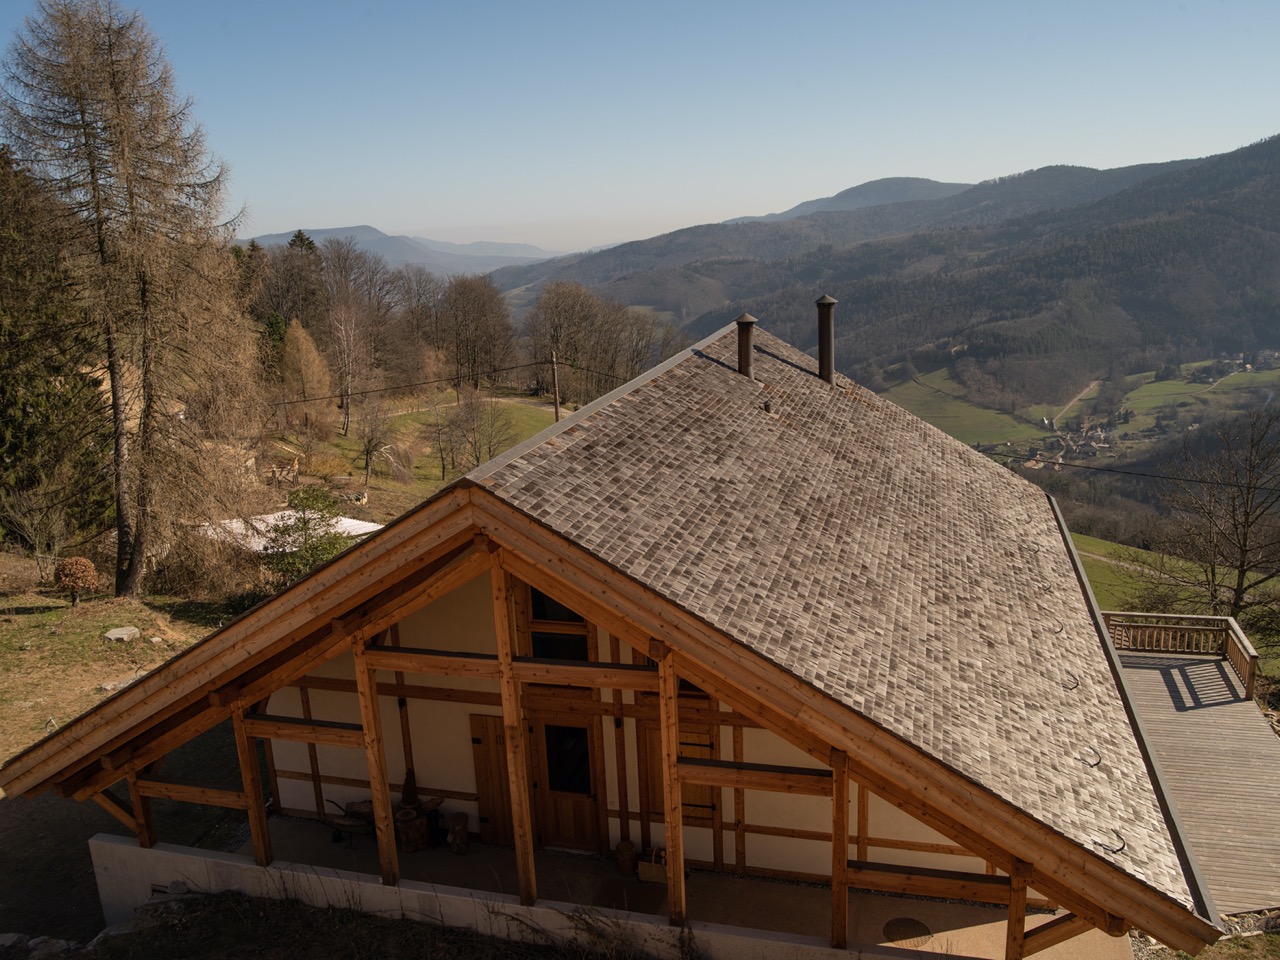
<box><xmin>733</xmin><ymin>725</ymin><xmax>746</xmax><ymax>869</ymax></box>
<box><xmin>492</xmin><ymin>560</ymin><xmax>538</xmax><ymax>905</ymax></box>
<box><xmin>232</xmin><ymin>708</ymin><xmax>273</xmax><ymax>866</ymax></box>
<box><xmin>610</xmin><ymin>634</ymin><xmax>631</xmax><ymax>846</ymax></box>
<box><xmin>389</xmin><ymin>624</ymin><xmax>417</xmax><ymax>787</ymax></box>
<box><xmin>352</xmin><ymin>634</ymin><xmax>399</xmax><ymax>885</ymax></box>
<box><xmin>126</xmin><ymin>769</ymin><xmax>155</xmax><ymax>848</ymax></box>
<box><xmin>856</xmin><ymin>783</ymin><xmax>870</xmax><ymax>861</ymax></box>
<box><xmin>297</xmin><ymin>687</ymin><xmax>325</xmax><ymax>816</ymax></box>
<box><xmin>656</xmin><ymin>643</ymin><xmax>687</xmax><ymax>925</ymax></box>
<box><xmin>831</xmin><ymin>749</ymin><xmax>849</xmax><ymax>949</ymax></box>
<box><xmin>1006</xmin><ymin>860</ymin><xmax>1032</xmax><ymax>960</ymax></box>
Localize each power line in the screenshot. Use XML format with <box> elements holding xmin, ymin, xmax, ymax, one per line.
<box><xmin>988</xmin><ymin>451</ymin><xmax>1280</xmax><ymax>495</ymax></box>
<box><xmin>270</xmin><ymin>358</ymin><xmax>629</xmax><ymax>407</ymax></box>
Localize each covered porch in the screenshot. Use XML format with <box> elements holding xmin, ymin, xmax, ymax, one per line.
<box><xmin>88</xmin><ymin>826</ymin><xmax>1133</xmax><ymax>959</ymax></box>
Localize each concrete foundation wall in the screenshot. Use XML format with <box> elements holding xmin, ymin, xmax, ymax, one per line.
<box><xmin>88</xmin><ymin>834</ymin><xmax>883</xmax><ymax>960</ymax></box>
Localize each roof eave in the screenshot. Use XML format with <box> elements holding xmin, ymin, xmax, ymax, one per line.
<box><xmin>1047</xmin><ymin>492</ymin><xmax>1221</xmax><ymax>931</ymax></box>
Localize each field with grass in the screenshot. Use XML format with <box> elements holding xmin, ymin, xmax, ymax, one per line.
<box><xmin>282</xmin><ymin>395</ymin><xmax>557</xmax><ymax>525</ymax></box>
<box><xmin>1071</xmin><ymin>534</ymin><xmax>1148</xmax><ymax>611</ymax></box>
<box><xmin>881</xmin><ymin>371</ymin><xmax>1050</xmax><ymax>446</ymax></box>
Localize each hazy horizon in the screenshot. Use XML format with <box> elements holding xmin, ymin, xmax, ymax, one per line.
<box><xmin>3</xmin><ymin>0</ymin><xmax>1276</xmax><ymax>252</ymax></box>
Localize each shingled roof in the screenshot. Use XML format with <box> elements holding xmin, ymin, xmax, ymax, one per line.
<box><xmin>473</xmin><ymin>323</ymin><xmax>1197</xmax><ymax>911</ymax></box>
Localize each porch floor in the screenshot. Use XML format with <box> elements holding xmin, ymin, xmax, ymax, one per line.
<box><xmin>242</xmin><ymin>817</ymin><xmax>1131</xmax><ymax>958</ymax></box>
<box><xmin>1120</xmin><ymin>651</ymin><xmax>1280</xmax><ymax>915</ymax></box>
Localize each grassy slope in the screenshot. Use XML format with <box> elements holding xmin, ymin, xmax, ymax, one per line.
<box><xmin>0</xmin><ymin>397</ymin><xmax>559</xmax><ymax>761</ymax></box>
<box><xmin>881</xmin><ymin>370</ymin><xmax>1050</xmax><ymax>445</ymax></box>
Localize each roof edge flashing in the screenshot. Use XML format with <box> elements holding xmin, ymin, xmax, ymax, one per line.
<box><xmin>1047</xmin><ymin>492</ymin><xmax>1221</xmax><ymax>930</ymax></box>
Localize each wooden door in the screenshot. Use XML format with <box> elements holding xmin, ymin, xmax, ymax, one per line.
<box><xmin>533</xmin><ymin>719</ymin><xmax>600</xmax><ymax>850</ymax></box>
<box><xmin>470</xmin><ymin>714</ymin><xmax>514</xmax><ymax>846</ymax></box>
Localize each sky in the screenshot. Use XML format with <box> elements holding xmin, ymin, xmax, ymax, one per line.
<box><xmin>2</xmin><ymin>0</ymin><xmax>1277</xmax><ymax>252</ymax></box>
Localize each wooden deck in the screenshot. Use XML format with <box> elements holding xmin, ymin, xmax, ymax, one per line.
<box><xmin>1120</xmin><ymin>651</ymin><xmax>1280</xmax><ymax>916</ymax></box>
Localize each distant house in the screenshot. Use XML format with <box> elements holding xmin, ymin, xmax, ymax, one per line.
<box><xmin>0</xmin><ymin>309</ymin><xmax>1231</xmax><ymax>957</ymax></box>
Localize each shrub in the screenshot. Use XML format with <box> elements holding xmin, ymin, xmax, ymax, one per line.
<box><xmin>54</xmin><ymin>556</ymin><xmax>99</xmax><ymax>606</ymax></box>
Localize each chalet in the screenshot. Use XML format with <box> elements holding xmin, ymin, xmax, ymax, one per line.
<box><xmin>0</xmin><ymin>304</ymin><xmax>1238</xmax><ymax>958</ymax></box>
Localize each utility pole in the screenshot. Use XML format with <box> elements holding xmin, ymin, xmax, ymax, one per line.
<box><xmin>551</xmin><ymin>352</ymin><xmax>562</xmax><ymax>422</ymax></box>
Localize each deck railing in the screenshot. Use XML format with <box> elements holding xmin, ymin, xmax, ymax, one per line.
<box><xmin>1102</xmin><ymin>611</ymin><xmax>1259</xmax><ymax>700</ymax></box>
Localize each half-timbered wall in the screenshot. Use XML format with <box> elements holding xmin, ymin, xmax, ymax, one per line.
<box><xmin>265</xmin><ymin>572</ymin><xmax>990</xmax><ymax>881</ymax></box>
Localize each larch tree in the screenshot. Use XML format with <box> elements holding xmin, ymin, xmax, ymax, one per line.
<box><xmin>2</xmin><ymin>0</ymin><xmax>259</xmax><ymax>597</ymax></box>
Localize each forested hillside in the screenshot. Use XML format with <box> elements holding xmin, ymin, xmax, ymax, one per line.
<box><xmin>689</xmin><ymin>135</ymin><xmax>1280</xmax><ymax>408</ymax></box>
<box><xmin>492</xmin><ymin>137</ymin><xmax>1277</xmax><ymax>411</ymax></box>
<box><xmin>490</xmin><ymin>157</ymin><xmax>1197</xmax><ymax>314</ymax></box>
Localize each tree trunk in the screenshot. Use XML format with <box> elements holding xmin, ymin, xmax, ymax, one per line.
<box><xmin>105</xmin><ymin>316</ymin><xmax>136</xmax><ymax>596</ymax></box>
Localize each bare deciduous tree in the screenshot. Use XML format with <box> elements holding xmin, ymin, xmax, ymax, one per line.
<box><xmin>438</xmin><ymin>275</ymin><xmax>514</xmax><ymax>389</ymax></box>
<box><xmin>525</xmin><ymin>281</ymin><xmax>670</xmax><ymax>407</ymax></box>
<box><xmin>1133</xmin><ymin>404</ymin><xmax>1280</xmax><ymax>651</ymax></box>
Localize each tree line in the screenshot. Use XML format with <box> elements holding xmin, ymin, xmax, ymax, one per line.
<box><xmin>0</xmin><ymin>0</ymin><xmax>678</xmax><ymax>601</ymax></box>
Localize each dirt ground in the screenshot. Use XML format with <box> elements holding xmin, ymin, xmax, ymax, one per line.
<box><xmin>0</xmin><ymin>553</ymin><xmax>240</xmax><ymax>943</ymax></box>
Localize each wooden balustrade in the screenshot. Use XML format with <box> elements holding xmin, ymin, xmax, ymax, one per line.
<box><xmin>1102</xmin><ymin>612</ymin><xmax>1258</xmax><ymax>699</ymax></box>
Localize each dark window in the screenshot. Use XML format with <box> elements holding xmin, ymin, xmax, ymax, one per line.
<box><xmin>545</xmin><ymin>725</ymin><xmax>592</xmax><ymax>794</ymax></box>
<box><xmin>531</xmin><ymin>588</ymin><xmax>584</xmax><ymax>623</ymax></box>
<box><xmin>531</xmin><ymin>631</ymin><xmax>589</xmax><ymax>661</ymax></box>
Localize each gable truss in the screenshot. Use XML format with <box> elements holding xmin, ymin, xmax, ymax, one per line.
<box><xmin>0</xmin><ymin>486</ymin><xmax>1219</xmax><ymax>956</ymax></box>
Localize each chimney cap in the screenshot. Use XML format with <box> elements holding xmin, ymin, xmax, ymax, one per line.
<box><xmin>735</xmin><ymin>313</ymin><xmax>758</xmax><ymax>325</ymax></box>
<box><xmin>815</xmin><ymin>295</ymin><xmax>838</xmax><ymax>306</ymax></box>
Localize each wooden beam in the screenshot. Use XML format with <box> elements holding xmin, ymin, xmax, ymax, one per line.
<box><xmin>70</xmin><ymin>535</ymin><xmax>478</xmax><ymax>801</ymax></box>
<box><xmin>126</xmin><ymin>771</ymin><xmax>155</xmax><ymax>848</ymax></box>
<box><xmin>492</xmin><ymin>560</ymin><xmax>537</xmax><ymax>906</ymax></box>
<box><xmin>847</xmin><ymin>860</ymin><xmax>1014</xmax><ymax>906</ymax></box>
<box><xmin>90</xmin><ymin>788</ymin><xmax>136</xmax><ymax>833</ymax></box>
<box><xmin>339</xmin><ymin>543</ymin><xmax>491</xmax><ymax>645</ymax></box>
<box><xmin>241</xmin><ymin>714</ymin><xmax>365</xmax><ymax>748</ymax></box>
<box><xmin>831</xmin><ymin>749</ymin><xmax>849</xmax><ymax>950</ymax></box>
<box><xmin>364</xmin><ymin>645</ymin><xmax>498</xmax><ymax>677</ymax></box>
<box><xmin>657</xmin><ymin>646</ymin><xmax>686</xmax><ymax>926</ymax></box>
<box><xmin>1007</xmin><ymin>861</ymin><xmax>1031</xmax><ymax>960</ymax></box>
<box><xmin>389</xmin><ymin>624</ymin><xmax>416</xmax><ymax>800</ymax></box>
<box><xmin>299</xmin><ymin>687</ymin><xmax>325</xmax><ymax>816</ymax></box>
<box><xmin>233</xmin><ymin>709</ymin><xmax>273</xmax><ymax>867</ymax></box>
<box><xmin>1024</xmin><ymin>913</ymin><xmax>1095</xmax><ymax>956</ymax></box>
<box><xmin>676</xmin><ymin>757</ymin><xmax>834</xmax><ymax>796</ymax></box>
<box><xmin>472</xmin><ymin>495</ymin><xmax>1222</xmax><ymax>953</ymax></box>
<box><xmin>134</xmin><ymin>776</ymin><xmax>248</xmax><ymax>810</ymax></box>
<box><xmin>512</xmin><ymin>658</ymin><xmax>659</xmax><ymax>690</ymax></box>
<box><xmin>352</xmin><ymin>634</ymin><xmax>398</xmax><ymax>886</ymax></box>
<box><xmin>11</xmin><ymin>503</ymin><xmax>476</xmax><ymax>800</ymax></box>
<box><xmin>733</xmin><ymin>725</ymin><xmax>745</xmax><ymax>869</ymax></box>
<box><xmin>856</xmin><ymin>783</ymin><xmax>869</xmax><ymax>861</ymax></box>
<box><xmin>609</xmin><ymin>634</ymin><xmax>631</xmax><ymax>846</ymax></box>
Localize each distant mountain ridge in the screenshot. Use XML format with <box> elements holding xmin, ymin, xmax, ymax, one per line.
<box><xmin>245</xmin><ymin>226</ymin><xmax>563</xmax><ymax>274</ymax></box>
<box><xmin>726</xmin><ymin>177</ymin><xmax>973</xmax><ymax>223</ymax></box>
<box><xmin>489</xmin><ymin>158</ymin><xmax>1199</xmax><ymax>303</ymax></box>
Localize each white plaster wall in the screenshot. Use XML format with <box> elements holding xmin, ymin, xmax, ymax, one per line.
<box><xmin>263</xmin><ymin>579</ymin><xmax>988</xmax><ymax>882</ymax></box>
<box><xmin>398</xmin><ymin>575</ymin><xmax>495</xmax><ymax>654</ymax></box>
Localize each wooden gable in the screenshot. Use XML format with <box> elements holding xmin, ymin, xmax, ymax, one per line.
<box><xmin>0</xmin><ymin>483</ymin><xmax>1220</xmax><ymax>956</ymax></box>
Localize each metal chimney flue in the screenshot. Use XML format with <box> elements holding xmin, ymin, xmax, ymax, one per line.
<box><xmin>816</xmin><ymin>294</ymin><xmax>838</xmax><ymax>384</ymax></box>
<box><xmin>735</xmin><ymin>313</ymin><xmax>758</xmax><ymax>379</ymax></box>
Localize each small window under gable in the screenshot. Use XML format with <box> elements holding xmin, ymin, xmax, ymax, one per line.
<box><xmin>529</xmin><ymin>587</ymin><xmax>588</xmax><ymax>661</ymax></box>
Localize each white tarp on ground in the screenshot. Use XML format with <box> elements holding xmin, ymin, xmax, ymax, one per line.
<box><xmin>201</xmin><ymin>512</ymin><xmax>383</xmax><ymax>554</ymax></box>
